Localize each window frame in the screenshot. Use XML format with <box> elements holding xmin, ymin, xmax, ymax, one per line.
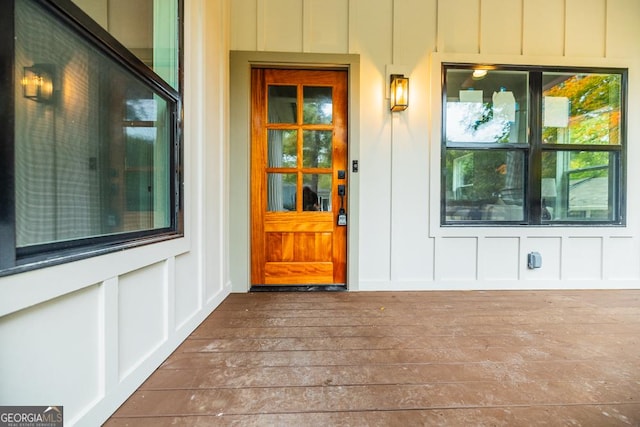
<box><xmin>440</xmin><ymin>62</ymin><xmax>627</xmax><ymax>227</ymax></box>
<box><xmin>0</xmin><ymin>0</ymin><xmax>184</xmax><ymax>276</ymax></box>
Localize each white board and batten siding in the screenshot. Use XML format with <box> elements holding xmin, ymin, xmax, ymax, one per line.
<box><xmin>2</xmin><ymin>1</ymin><xmax>640</xmax><ymax>426</ymax></box>
<box><xmin>0</xmin><ymin>0</ymin><xmax>230</xmax><ymax>425</ymax></box>
<box><xmin>229</xmin><ymin>0</ymin><xmax>640</xmax><ymax>291</ymax></box>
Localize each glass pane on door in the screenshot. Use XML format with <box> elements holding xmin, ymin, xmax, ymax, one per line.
<box><xmin>303</xmin><ymin>130</ymin><xmax>332</xmax><ymax>168</ymax></box>
<box><xmin>303</xmin><ymin>174</ymin><xmax>332</xmax><ymax>211</ymax></box>
<box><xmin>303</xmin><ymin>86</ymin><xmax>332</xmax><ymax>124</ymax></box>
<box><xmin>268</xmin><ymin>85</ymin><xmax>297</xmax><ymax>123</ymax></box>
<box><xmin>268</xmin><ymin>129</ymin><xmax>297</xmax><ymax>167</ymax></box>
<box><xmin>267</xmin><ymin>173</ymin><xmax>296</xmax><ymax>211</ymax></box>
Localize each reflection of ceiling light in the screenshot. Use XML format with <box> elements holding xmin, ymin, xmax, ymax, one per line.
<box><xmin>472</xmin><ymin>69</ymin><xmax>487</xmax><ymax>80</ymax></box>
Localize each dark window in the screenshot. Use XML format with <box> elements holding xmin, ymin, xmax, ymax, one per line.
<box><xmin>0</xmin><ymin>0</ymin><xmax>183</xmax><ymax>275</ymax></box>
<box><xmin>442</xmin><ymin>64</ymin><xmax>625</xmax><ymax>226</ymax></box>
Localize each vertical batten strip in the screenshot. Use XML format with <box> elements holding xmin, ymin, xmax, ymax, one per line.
<box><xmin>256</xmin><ymin>0</ymin><xmax>265</xmax><ymax>51</ymax></box>
<box><xmin>436</xmin><ymin>0</ymin><xmax>441</xmax><ymax>52</ymax></box>
<box><xmin>599</xmin><ymin>236</ymin><xmax>606</xmax><ymax>280</ymax></box>
<box><xmin>475</xmin><ymin>236</ymin><xmax>480</xmax><ymax>281</ymax></box>
<box><xmin>559</xmin><ymin>235</ymin><xmax>566</xmax><ymax>280</ymax></box>
<box><xmin>348</xmin><ymin>0</ymin><xmax>356</xmax><ymax>53</ymax></box>
<box><xmin>516</xmin><ymin>237</ymin><xmax>522</xmax><ymax>280</ymax></box>
<box><xmin>101</xmin><ymin>277</ymin><xmax>119</xmax><ymax>401</ymax></box>
<box><xmin>434</xmin><ymin>0</ymin><xmax>439</xmax><ymax>52</ymax></box>
<box><xmin>562</xmin><ymin>0</ymin><xmax>567</xmax><ymax>56</ymax></box>
<box><xmin>477</xmin><ymin>0</ymin><xmax>482</xmax><ymax>54</ymax></box>
<box><xmin>477</xmin><ymin>236</ymin><xmax>484</xmax><ymax>281</ymax></box>
<box><xmin>520</xmin><ymin>0</ymin><xmax>524</xmax><ymax>55</ymax></box>
<box><xmin>166</xmin><ymin>257</ymin><xmax>175</xmax><ymax>337</ymax></box>
<box><xmin>603</xmin><ymin>0</ymin><xmax>608</xmax><ymax>57</ymax></box>
<box><xmin>347</xmin><ymin>0</ymin><xmax>352</xmax><ymax>53</ymax></box>
<box><xmin>302</xmin><ymin>0</ymin><xmax>309</xmax><ymax>52</ymax></box>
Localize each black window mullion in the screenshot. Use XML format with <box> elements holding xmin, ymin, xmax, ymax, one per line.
<box><xmin>609</xmin><ymin>152</ymin><xmax>619</xmax><ymax>221</ymax></box>
<box><xmin>528</xmin><ymin>71</ymin><xmax>543</xmax><ymax>224</ymax></box>
<box><xmin>171</xmin><ymin>105</ymin><xmax>181</xmax><ymax>231</ymax></box>
<box><xmin>0</xmin><ymin>0</ymin><xmax>17</xmax><ymax>270</ymax></box>
<box><xmin>619</xmin><ymin>70</ymin><xmax>628</xmax><ymax>224</ymax></box>
<box><xmin>440</xmin><ymin>64</ymin><xmax>448</xmax><ymax>225</ymax></box>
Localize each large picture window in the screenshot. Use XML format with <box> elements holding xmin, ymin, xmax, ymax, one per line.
<box><xmin>442</xmin><ymin>64</ymin><xmax>625</xmax><ymax>226</ymax></box>
<box><xmin>0</xmin><ymin>0</ymin><xmax>183</xmax><ymax>275</ymax></box>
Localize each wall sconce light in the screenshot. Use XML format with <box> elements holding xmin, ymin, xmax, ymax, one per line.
<box><xmin>22</xmin><ymin>65</ymin><xmax>54</xmax><ymax>103</ymax></box>
<box><xmin>390</xmin><ymin>74</ymin><xmax>409</xmax><ymax>112</ymax></box>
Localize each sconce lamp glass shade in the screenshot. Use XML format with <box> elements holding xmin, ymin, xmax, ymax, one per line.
<box><xmin>390</xmin><ymin>74</ymin><xmax>409</xmax><ymax>112</ymax></box>
<box><xmin>22</xmin><ymin>65</ymin><xmax>54</xmax><ymax>103</ymax></box>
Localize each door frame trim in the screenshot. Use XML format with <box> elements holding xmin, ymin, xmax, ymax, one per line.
<box><xmin>229</xmin><ymin>51</ymin><xmax>360</xmax><ymax>292</ymax></box>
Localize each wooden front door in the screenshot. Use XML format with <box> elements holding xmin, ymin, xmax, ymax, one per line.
<box><xmin>251</xmin><ymin>68</ymin><xmax>348</xmax><ymax>286</ymax></box>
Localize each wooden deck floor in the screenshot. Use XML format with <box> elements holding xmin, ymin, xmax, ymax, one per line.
<box><xmin>105</xmin><ymin>290</ymin><xmax>640</xmax><ymax>426</ymax></box>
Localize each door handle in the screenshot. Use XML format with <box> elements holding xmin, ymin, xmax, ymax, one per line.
<box><xmin>337</xmin><ymin>185</ymin><xmax>347</xmax><ymax>226</ymax></box>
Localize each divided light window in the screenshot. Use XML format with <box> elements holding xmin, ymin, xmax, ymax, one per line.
<box><xmin>0</xmin><ymin>0</ymin><xmax>183</xmax><ymax>275</ymax></box>
<box><xmin>442</xmin><ymin>64</ymin><xmax>626</xmax><ymax>226</ymax></box>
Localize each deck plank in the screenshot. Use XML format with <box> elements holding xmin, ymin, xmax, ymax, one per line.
<box><xmin>105</xmin><ymin>290</ymin><xmax>640</xmax><ymax>426</ymax></box>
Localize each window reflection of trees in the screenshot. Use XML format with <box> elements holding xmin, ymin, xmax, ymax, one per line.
<box><xmin>446</xmin><ymin>102</ymin><xmax>512</xmax><ymax>143</ymax></box>
<box><xmin>444</xmin><ymin>66</ymin><xmax>623</xmax><ymax>224</ymax></box>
